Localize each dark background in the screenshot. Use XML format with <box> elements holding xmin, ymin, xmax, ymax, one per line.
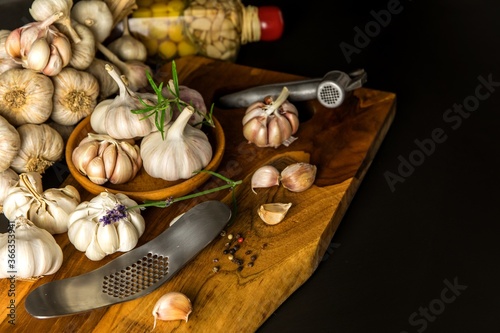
<box><xmin>2</xmin><ymin>0</ymin><xmax>499</xmax><ymax>332</ymax></box>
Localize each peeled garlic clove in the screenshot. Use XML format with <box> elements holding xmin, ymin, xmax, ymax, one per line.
<box><xmin>251</xmin><ymin>165</ymin><xmax>280</xmax><ymax>194</ymax></box>
<box><xmin>281</xmin><ymin>162</ymin><xmax>317</xmax><ymax>193</ymax></box>
<box><xmin>152</xmin><ymin>291</ymin><xmax>192</xmax><ymax>330</ymax></box>
<box><xmin>258</xmin><ymin>202</ymin><xmax>292</xmax><ymax>225</ymax></box>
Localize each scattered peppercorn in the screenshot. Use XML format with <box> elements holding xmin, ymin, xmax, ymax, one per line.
<box><xmin>250</xmin><ymin>255</ymin><xmax>257</xmax><ymax>261</ymax></box>
<box><xmin>235</xmin><ymin>233</ymin><xmax>241</xmax><ymax>239</ymax></box>
<box><xmin>233</xmin><ymin>244</ymin><xmax>240</xmax><ymax>251</ymax></box>
<box><xmin>220</xmin><ymin>230</ymin><xmax>226</xmax><ymax>237</ymax></box>
<box><xmin>229</xmin><ymin>248</ymin><xmax>235</xmax><ymax>255</ymax></box>
<box><xmin>224</xmin><ymin>242</ymin><xmax>230</xmax><ymax>247</ymax></box>
<box><xmin>228</xmin><ymin>254</ymin><xmax>234</xmax><ymax>261</ymax></box>
<box><xmin>212</xmin><ymin>266</ymin><xmax>220</xmax><ymax>273</ymax></box>
<box><xmin>213</xmin><ymin>258</ymin><xmax>219</xmax><ymax>263</ymax></box>
<box><xmin>237</xmin><ymin>266</ymin><xmax>243</xmax><ymax>272</ymax></box>
<box><xmin>223</xmin><ymin>249</ymin><xmax>228</xmax><ymax>254</ymax></box>
<box><xmin>247</xmin><ymin>262</ymin><xmax>254</xmax><ymax>267</ymax></box>
<box><xmin>227</xmin><ymin>234</ymin><xmax>233</xmax><ymax>240</ymax></box>
<box><xmin>245</xmin><ymin>250</ymin><xmax>252</xmax><ymax>255</ymax></box>
<box><xmin>237</xmin><ymin>237</ymin><xmax>244</xmax><ymax>243</ymax></box>
<box><xmin>262</xmin><ymin>243</ymin><xmax>268</xmax><ymax>250</ymax></box>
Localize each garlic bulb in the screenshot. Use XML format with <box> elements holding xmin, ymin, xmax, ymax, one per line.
<box><xmin>0</xmin><ymin>168</ymin><xmax>19</xmax><ymax>210</ymax></box>
<box><xmin>0</xmin><ymin>115</ymin><xmax>20</xmax><ymax>172</ymax></box>
<box><xmin>141</xmin><ymin>106</ymin><xmax>213</xmax><ymax>181</ymax></box>
<box><xmin>29</xmin><ymin>0</ymin><xmax>81</xmax><ymax>44</ymax></box>
<box><xmin>242</xmin><ymin>87</ymin><xmax>300</xmax><ymax>148</ymax></box>
<box><xmin>72</xmin><ymin>133</ymin><xmax>142</xmax><ymax>185</ymax></box>
<box><xmin>71</xmin><ymin>0</ymin><xmax>114</xmax><ymax>43</ymax></box>
<box><xmin>51</xmin><ymin>67</ymin><xmax>100</xmax><ymax>126</ymax></box>
<box><xmin>46</xmin><ymin>120</ymin><xmax>75</xmax><ymax>144</ymax></box>
<box><xmin>0</xmin><ymin>215</ymin><xmax>63</xmax><ymax>279</ymax></box>
<box><xmin>97</xmin><ymin>42</ymin><xmax>152</xmax><ymax>91</ymax></box>
<box><xmin>5</xmin><ymin>12</ymin><xmax>72</xmax><ymax>76</ymax></box>
<box><xmin>67</xmin><ymin>192</ymin><xmax>145</xmax><ymax>261</ymax></box>
<box><xmin>281</xmin><ymin>162</ymin><xmax>317</xmax><ymax>193</ymax></box>
<box><xmin>251</xmin><ymin>165</ymin><xmax>280</xmax><ymax>194</ymax></box>
<box><xmin>152</xmin><ymin>292</ymin><xmax>192</xmax><ymax>330</ymax></box>
<box><xmin>0</xmin><ymin>68</ymin><xmax>54</xmax><ymax>126</ymax></box>
<box><xmin>162</xmin><ymin>80</ymin><xmax>208</xmax><ymax>129</ymax></box>
<box><xmin>85</xmin><ymin>58</ymin><xmax>120</xmax><ymax>101</ymax></box>
<box><xmin>57</xmin><ymin>21</ymin><xmax>95</xmax><ymax>70</ymax></box>
<box><xmin>108</xmin><ymin>17</ymin><xmax>147</xmax><ymax>62</ymax></box>
<box><xmin>90</xmin><ymin>64</ymin><xmax>160</xmax><ymax>139</ymax></box>
<box><xmin>258</xmin><ymin>203</ymin><xmax>292</xmax><ymax>225</ymax></box>
<box><xmin>0</xmin><ymin>30</ymin><xmax>21</xmax><ymax>75</ymax></box>
<box><xmin>3</xmin><ymin>172</ymin><xmax>81</xmax><ymax>234</ymax></box>
<box><xmin>10</xmin><ymin>123</ymin><xmax>64</xmax><ymax>174</ymax></box>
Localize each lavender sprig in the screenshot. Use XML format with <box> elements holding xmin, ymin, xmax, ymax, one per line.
<box><xmin>99</xmin><ymin>204</ymin><xmax>127</xmax><ymax>226</ymax></box>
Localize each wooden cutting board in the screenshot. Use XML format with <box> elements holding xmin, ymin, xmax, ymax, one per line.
<box><xmin>0</xmin><ymin>56</ymin><xmax>396</xmax><ymax>332</ymax></box>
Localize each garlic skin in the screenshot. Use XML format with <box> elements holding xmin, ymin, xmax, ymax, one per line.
<box><xmin>108</xmin><ymin>17</ymin><xmax>147</xmax><ymax>62</ymax></box>
<box><xmin>258</xmin><ymin>203</ymin><xmax>292</xmax><ymax>225</ymax></box>
<box><xmin>152</xmin><ymin>292</ymin><xmax>192</xmax><ymax>330</ymax></box>
<box><xmin>10</xmin><ymin>124</ymin><xmax>64</xmax><ymax>174</ymax></box>
<box><xmin>3</xmin><ymin>172</ymin><xmax>81</xmax><ymax>234</ymax></box>
<box><xmin>0</xmin><ymin>115</ymin><xmax>20</xmax><ymax>172</ymax></box>
<box><xmin>141</xmin><ymin>106</ymin><xmax>212</xmax><ymax>181</ymax></box>
<box><xmin>242</xmin><ymin>87</ymin><xmax>300</xmax><ymax>148</ymax></box>
<box><xmin>51</xmin><ymin>67</ymin><xmax>100</xmax><ymax>126</ymax></box>
<box><xmin>251</xmin><ymin>165</ymin><xmax>280</xmax><ymax>194</ymax></box>
<box><xmin>72</xmin><ymin>133</ymin><xmax>142</xmax><ymax>185</ymax></box>
<box><xmin>71</xmin><ymin>0</ymin><xmax>114</xmax><ymax>43</ymax></box>
<box><xmin>89</xmin><ymin>64</ymin><xmax>160</xmax><ymax>139</ymax></box>
<box><xmin>0</xmin><ymin>168</ymin><xmax>19</xmax><ymax>210</ymax></box>
<box><xmin>0</xmin><ymin>68</ymin><xmax>54</xmax><ymax>126</ymax></box>
<box><xmin>281</xmin><ymin>163</ymin><xmax>317</xmax><ymax>193</ymax></box>
<box><xmin>0</xmin><ymin>216</ymin><xmax>63</xmax><ymax>279</ymax></box>
<box><xmin>67</xmin><ymin>192</ymin><xmax>145</xmax><ymax>261</ymax></box>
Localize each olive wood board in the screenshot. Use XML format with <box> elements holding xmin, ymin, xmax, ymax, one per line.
<box><xmin>0</xmin><ymin>55</ymin><xmax>396</xmax><ymax>332</ymax></box>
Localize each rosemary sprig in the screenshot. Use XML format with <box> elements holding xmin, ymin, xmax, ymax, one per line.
<box><xmin>127</xmin><ymin>170</ymin><xmax>242</xmax><ymax>211</ymax></box>
<box><xmin>131</xmin><ymin>60</ymin><xmax>215</xmax><ymax>140</ymax></box>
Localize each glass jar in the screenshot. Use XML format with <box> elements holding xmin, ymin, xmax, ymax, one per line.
<box><xmin>127</xmin><ymin>0</ymin><xmax>284</xmax><ymax>62</ymax></box>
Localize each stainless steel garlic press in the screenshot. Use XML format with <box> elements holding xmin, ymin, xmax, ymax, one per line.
<box><xmin>218</xmin><ymin>69</ymin><xmax>367</xmax><ymax>109</ymax></box>
<box><xmin>25</xmin><ymin>200</ymin><xmax>232</xmax><ymax>318</ymax></box>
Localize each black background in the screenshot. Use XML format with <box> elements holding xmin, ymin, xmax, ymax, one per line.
<box><xmin>2</xmin><ymin>0</ymin><xmax>500</xmax><ymax>332</ymax></box>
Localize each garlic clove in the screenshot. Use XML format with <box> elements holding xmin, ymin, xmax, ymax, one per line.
<box><xmin>109</xmin><ymin>148</ymin><xmax>134</xmax><ymax>184</ymax></box>
<box><xmin>251</xmin><ymin>165</ymin><xmax>280</xmax><ymax>194</ymax></box>
<box><xmin>281</xmin><ymin>162</ymin><xmax>317</xmax><ymax>193</ymax></box>
<box><xmin>26</xmin><ymin>38</ymin><xmax>50</xmax><ymax>71</ymax></box>
<box><xmin>101</xmin><ymin>143</ymin><xmax>117</xmax><ymax>180</ymax></box>
<box><xmin>258</xmin><ymin>202</ymin><xmax>292</xmax><ymax>225</ymax></box>
<box><xmin>86</xmin><ymin>156</ymin><xmax>107</xmax><ymax>184</ymax></box>
<box><xmin>243</xmin><ymin>117</ymin><xmax>268</xmax><ymax>147</ymax></box>
<box><xmin>152</xmin><ymin>291</ymin><xmax>193</xmax><ymax>331</ymax></box>
<box><xmin>72</xmin><ymin>140</ymin><xmax>99</xmax><ymax>174</ymax></box>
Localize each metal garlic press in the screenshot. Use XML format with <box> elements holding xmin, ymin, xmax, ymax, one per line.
<box><xmin>25</xmin><ymin>200</ymin><xmax>232</xmax><ymax>318</ymax></box>
<box><xmin>218</xmin><ymin>69</ymin><xmax>367</xmax><ymax>109</ymax></box>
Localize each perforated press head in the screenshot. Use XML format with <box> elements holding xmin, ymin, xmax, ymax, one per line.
<box><xmin>317</xmin><ymin>81</ymin><xmax>344</xmax><ymax>108</ymax></box>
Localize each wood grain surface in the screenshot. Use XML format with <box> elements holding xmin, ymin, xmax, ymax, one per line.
<box><xmin>0</xmin><ymin>56</ymin><xmax>396</xmax><ymax>332</ymax></box>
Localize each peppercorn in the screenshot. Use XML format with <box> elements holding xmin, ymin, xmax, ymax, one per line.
<box><xmin>223</xmin><ymin>249</ymin><xmax>228</xmax><ymax>254</ymax></box>
<box><xmin>213</xmin><ymin>258</ymin><xmax>219</xmax><ymax>263</ymax></box>
<box><xmin>237</xmin><ymin>266</ymin><xmax>243</xmax><ymax>272</ymax></box>
<box><xmin>250</xmin><ymin>255</ymin><xmax>257</xmax><ymax>261</ymax></box>
<box><xmin>245</xmin><ymin>250</ymin><xmax>252</xmax><ymax>255</ymax></box>
<box><xmin>247</xmin><ymin>262</ymin><xmax>254</xmax><ymax>267</ymax></box>
<box><xmin>220</xmin><ymin>230</ymin><xmax>226</xmax><ymax>237</ymax></box>
<box><xmin>228</xmin><ymin>254</ymin><xmax>234</xmax><ymax>261</ymax></box>
<box><xmin>212</xmin><ymin>266</ymin><xmax>220</xmax><ymax>273</ymax></box>
<box><xmin>227</xmin><ymin>234</ymin><xmax>233</xmax><ymax>240</ymax></box>
<box><xmin>237</xmin><ymin>237</ymin><xmax>244</xmax><ymax>243</ymax></box>
<box><xmin>233</xmin><ymin>244</ymin><xmax>240</xmax><ymax>251</ymax></box>
<box><xmin>229</xmin><ymin>248</ymin><xmax>235</xmax><ymax>255</ymax></box>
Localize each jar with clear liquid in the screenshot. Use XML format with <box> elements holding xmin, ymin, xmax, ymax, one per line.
<box><xmin>128</xmin><ymin>0</ymin><xmax>284</xmax><ymax>61</ymax></box>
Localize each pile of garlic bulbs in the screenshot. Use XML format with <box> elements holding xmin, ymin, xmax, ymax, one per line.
<box><xmin>0</xmin><ymin>0</ymin><xmax>151</xmax><ymax>176</ymax></box>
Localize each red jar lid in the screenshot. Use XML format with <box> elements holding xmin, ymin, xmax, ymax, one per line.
<box><xmin>258</xmin><ymin>6</ymin><xmax>284</xmax><ymax>41</ymax></box>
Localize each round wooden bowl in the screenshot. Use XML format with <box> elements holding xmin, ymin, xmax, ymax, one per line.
<box><xmin>65</xmin><ymin>116</ymin><xmax>225</xmax><ymax>202</ymax></box>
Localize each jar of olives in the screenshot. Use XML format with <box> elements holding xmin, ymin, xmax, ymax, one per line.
<box><xmin>128</xmin><ymin>0</ymin><xmax>284</xmax><ymax>61</ymax></box>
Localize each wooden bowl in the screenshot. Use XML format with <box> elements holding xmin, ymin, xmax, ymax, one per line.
<box><xmin>65</xmin><ymin>116</ymin><xmax>225</xmax><ymax>202</ymax></box>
